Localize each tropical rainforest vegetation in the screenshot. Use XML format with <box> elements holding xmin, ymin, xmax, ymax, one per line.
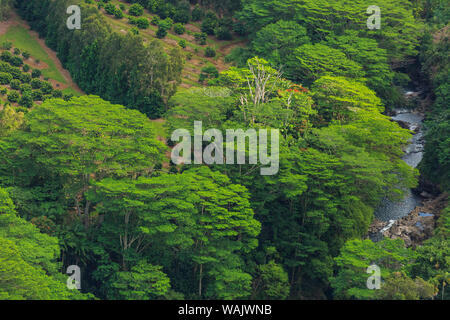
<box><xmin>0</xmin><ymin>0</ymin><xmax>448</xmax><ymax>300</ymax></box>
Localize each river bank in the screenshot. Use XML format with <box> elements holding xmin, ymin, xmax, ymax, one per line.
<box><xmin>369</xmin><ymin>192</ymin><xmax>448</xmax><ymax>247</ymax></box>
<box><xmin>368</xmin><ymin>88</ymin><xmax>448</xmax><ymax>246</ymax></box>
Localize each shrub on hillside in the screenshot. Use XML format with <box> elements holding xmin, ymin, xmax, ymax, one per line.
<box><xmin>130</xmin><ymin>27</ymin><xmax>139</xmax><ymax>35</ymax></box>
<box><xmin>156</xmin><ymin>27</ymin><xmax>167</xmax><ymax>39</ymax></box>
<box><xmin>136</xmin><ymin>17</ymin><xmax>149</xmax><ymax>29</ymax></box>
<box><xmin>104</xmin><ymin>3</ymin><xmax>116</xmax><ymax>15</ymax></box>
<box><xmin>173</xmin><ymin>23</ymin><xmax>185</xmax><ymax>35</ymax></box>
<box><xmin>233</xmin><ymin>22</ymin><xmax>247</xmax><ymax>36</ymax></box>
<box><xmin>7</xmin><ymin>90</ymin><xmax>19</xmax><ymax>103</ymax></box>
<box><xmin>178</xmin><ymin>39</ymin><xmax>186</xmax><ymax>48</ymax></box>
<box><xmin>20</xmin><ymin>72</ymin><xmax>31</xmax><ymax>83</ymax></box>
<box><xmin>63</xmin><ymin>93</ymin><xmax>74</xmax><ymax>101</ymax></box>
<box><xmin>151</xmin><ymin>16</ymin><xmax>160</xmax><ymax>26</ymax></box>
<box><xmin>10</xmin><ymin>56</ymin><xmax>23</xmax><ymax>67</ymax></box>
<box><xmin>10</xmin><ymin>79</ymin><xmax>21</xmax><ymax>90</ymax></box>
<box><xmin>1</xmin><ymin>41</ymin><xmax>12</xmax><ymax>50</ymax></box>
<box><xmin>31</xmin><ymin>69</ymin><xmax>41</xmax><ymax>78</ymax></box>
<box><xmin>8</xmin><ymin>67</ymin><xmax>22</xmax><ymax>80</ymax></box>
<box><xmin>194</xmin><ymin>32</ymin><xmax>207</xmax><ymax>45</ymax></box>
<box><xmin>199</xmin><ymin>65</ymin><xmax>219</xmax><ymax>83</ymax></box>
<box><xmin>30</xmin><ymin>78</ymin><xmax>42</xmax><ymax>89</ymax></box>
<box><xmin>129</xmin><ymin>3</ymin><xmax>144</xmax><ymax>16</ymax></box>
<box><xmin>191</xmin><ymin>5</ymin><xmax>203</xmax><ymax>21</ymax></box>
<box><xmin>215</xmin><ymin>26</ymin><xmax>232</xmax><ymax>40</ymax></box>
<box><xmin>173</xmin><ymin>2</ymin><xmax>190</xmax><ymax>24</ymax></box>
<box><xmin>159</xmin><ymin>18</ymin><xmax>173</xmax><ymax>30</ymax></box>
<box><xmin>0</xmin><ymin>72</ymin><xmax>12</xmax><ymax>85</ymax></box>
<box><xmin>22</xmin><ymin>51</ymin><xmax>30</xmax><ymax>60</ymax></box>
<box><xmin>52</xmin><ymin>89</ymin><xmax>63</xmax><ymax>98</ymax></box>
<box><xmin>204</xmin><ymin>47</ymin><xmax>216</xmax><ymax>58</ymax></box>
<box><xmin>1</xmin><ymin>51</ymin><xmax>13</xmax><ymax>63</ymax></box>
<box><xmin>40</xmin><ymin>81</ymin><xmax>53</xmax><ymax>95</ymax></box>
<box><xmin>155</xmin><ymin>2</ymin><xmax>175</xmax><ymax>20</ymax></box>
<box><xmin>19</xmin><ymin>83</ymin><xmax>32</xmax><ymax>93</ymax></box>
<box><xmin>31</xmin><ymin>90</ymin><xmax>43</xmax><ymax>101</ymax></box>
<box><xmin>19</xmin><ymin>91</ymin><xmax>33</xmax><ymax>108</ymax></box>
<box><xmin>128</xmin><ymin>16</ymin><xmax>138</xmax><ymax>25</ymax></box>
<box><xmin>201</xmin><ymin>11</ymin><xmax>218</xmax><ymax>35</ymax></box>
<box><xmin>114</xmin><ymin>8</ymin><xmax>124</xmax><ymax>19</ymax></box>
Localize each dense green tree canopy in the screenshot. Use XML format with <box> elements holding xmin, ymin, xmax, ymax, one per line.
<box><xmin>0</xmin><ymin>188</ymin><xmax>89</xmax><ymax>299</ymax></box>
<box><xmin>0</xmin><ymin>0</ymin><xmax>446</xmax><ymax>301</ymax></box>
<box><xmin>0</xmin><ymin>96</ymin><xmax>166</xmax><ymax>228</ymax></box>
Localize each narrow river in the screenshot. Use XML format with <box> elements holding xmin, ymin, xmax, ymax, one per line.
<box><xmin>373</xmin><ymin>91</ymin><xmax>426</xmax><ymax>234</ymax></box>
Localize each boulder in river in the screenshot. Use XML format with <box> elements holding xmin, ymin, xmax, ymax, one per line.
<box><xmin>378</xmin><ymin>193</ymin><xmax>448</xmax><ymax>248</ymax></box>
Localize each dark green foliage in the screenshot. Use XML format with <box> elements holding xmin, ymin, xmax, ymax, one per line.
<box><xmin>252</xmin><ymin>20</ymin><xmax>310</xmax><ymax>67</ymax></box>
<box><xmin>420</xmin><ymin>31</ymin><xmax>449</xmax><ymax>191</ymax></box>
<box><xmin>0</xmin><ymin>188</ymin><xmax>90</xmax><ymax>299</ymax></box>
<box><xmin>0</xmin><ymin>0</ymin><xmax>13</xmax><ymax>21</ymax></box>
<box><xmin>201</xmin><ymin>11</ymin><xmax>218</xmax><ymax>35</ymax></box>
<box><xmin>19</xmin><ymin>91</ymin><xmax>33</xmax><ymax>108</ymax></box>
<box><xmin>9</xmin><ymin>79</ymin><xmax>21</xmax><ymax>90</ymax></box>
<box><xmin>4</xmin><ymin>0</ymin><xmax>447</xmax><ymax>302</ymax></box>
<box><xmin>178</xmin><ymin>39</ymin><xmax>186</xmax><ymax>48</ymax></box>
<box><xmin>214</xmin><ymin>25</ymin><xmax>232</xmax><ymax>40</ymax></box>
<box><xmin>173</xmin><ymin>1</ymin><xmax>190</xmax><ymax>24</ymax></box>
<box><xmin>135</xmin><ymin>17</ymin><xmax>149</xmax><ymax>29</ymax></box>
<box><xmin>191</xmin><ymin>4</ymin><xmax>203</xmax><ymax>21</ymax></box>
<box><xmin>21</xmin><ymin>51</ymin><xmax>30</xmax><ymax>60</ymax></box>
<box><xmin>204</xmin><ymin>47</ymin><xmax>216</xmax><ymax>58</ymax></box>
<box><xmin>30</xmin><ymin>78</ymin><xmax>41</xmax><ymax>89</ymax></box>
<box><xmin>173</xmin><ymin>23</ymin><xmax>185</xmax><ymax>35</ymax></box>
<box><xmin>199</xmin><ymin>65</ymin><xmax>219</xmax><ymax>83</ymax></box>
<box><xmin>128</xmin><ymin>3</ymin><xmax>144</xmax><ymax>16</ymax></box>
<box><xmin>194</xmin><ymin>32</ymin><xmax>207</xmax><ymax>45</ymax></box>
<box><xmin>0</xmin><ymin>72</ymin><xmax>12</xmax><ymax>85</ymax></box>
<box><xmin>156</xmin><ymin>26</ymin><xmax>167</xmax><ymax>38</ymax></box>
<box><xmin>31</xmin><ymin>89</ymin><xmax>42</xmax><ymax>101</ymax></box>
<box><xmin>114</xmin><ymin>8</ymin><xmax>124</xmax><ymax>19</ymax></box>
<box><xmin>19</xmin><ymin>83</ymin><xmax>31</xmax><ymax>93</ymax></box>
<box><xmin>1</xmin><ymin>51</ymin><xmax>13</xmax><ymax>63</ymax></box>
<box><xmin>15</xmin><ymin>0</ymin><xmax>183</xmax><ymax>118</ymax></box>
<box><xmin>7</xmin><ymin>90</ymin><xmax>19</xmax><ymax>102</ymax></box>
<box><xmin>236</xmin><ymin>0</ymin><xmax>422</xmax><ymax>62</ymax></box>
<box><xmin>104</xmin><ymin>3</ymin><xmax>116</xmax><ymax>15</ymax></box>
<box><xmin>10</xmin><ymin>56</ymin><xmax>23</xmax><ymax>67</ymax></box>
<box><xmin>151</xmin><ymin>15</ymin><xmax>160</xmax><ymax>26</ymax></box>
<box><xmin>31</xmin><ymin>69</ymin><xmax>41</xmax><ymax>78</ymax></box>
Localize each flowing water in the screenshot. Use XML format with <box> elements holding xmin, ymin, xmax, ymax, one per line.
<box><xmin>373</xmin><ymin>93</ymin><xmax>426</xmax><ymax>231</ymax></box>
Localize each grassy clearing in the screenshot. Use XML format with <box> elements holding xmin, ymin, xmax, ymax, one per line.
<box><xmin>0</xmin><ymin>25</ymin><xmax>67</xmax><ymax>84</ymax></box>
<box><xmin>62</xmin><ymin>87</ymin><xmax>82</xmax><ymax>97</ymax></box>
<box><xmin>97</xmin><ymin>0</ymin><xmax>246</xmax><ymax>87</ymax></box>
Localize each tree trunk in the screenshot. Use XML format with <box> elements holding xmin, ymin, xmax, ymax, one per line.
<box><xmin>198</xmin><ymin>264</ymin><xmax>203</xmax><ymax>298</ymax></box>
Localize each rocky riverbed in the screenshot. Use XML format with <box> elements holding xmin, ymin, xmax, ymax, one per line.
<box><xmin>369</xmin><ymin>193</ymin><xmax>448</xmax><ymax>247</ymax></box>
<box><xmin>368</xmin><ymin>90</ymin><xmax>448</xmax><ymax>247</ymax></box>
